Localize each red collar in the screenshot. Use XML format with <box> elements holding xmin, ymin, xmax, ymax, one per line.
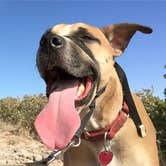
<box><xmin>82</xmin><ymin>102</ymin><xmax>129</xmax><ymax>141</ymax></box>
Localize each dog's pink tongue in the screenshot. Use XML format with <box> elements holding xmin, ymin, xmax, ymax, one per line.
<box><xmin>34</xmin><ymin>81</ymin><xmax>80</xmax><ymax>150</ymax></box>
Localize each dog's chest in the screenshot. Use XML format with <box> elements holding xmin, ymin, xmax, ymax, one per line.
<box><xmin>107</xmin><ymin>155</ymin><xmax>123</xmax><ymax>166</ymax></box>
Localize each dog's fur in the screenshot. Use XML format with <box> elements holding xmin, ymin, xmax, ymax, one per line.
<box><xmin>37</xmin><ymin>23</ymin><xmax>159</xmax><ymax>166</ymax></box>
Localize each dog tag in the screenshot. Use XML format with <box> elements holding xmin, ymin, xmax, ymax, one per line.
<box><xmin>98</xmin><ymin>151</ymin><xmax>113</xmax><ymax>166</ymax></box>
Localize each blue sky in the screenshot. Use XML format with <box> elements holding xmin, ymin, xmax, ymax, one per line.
<box><xmin>0</xmin><ymin>1</ymin><xmax>165</xmax><ymax>99</ymax></box>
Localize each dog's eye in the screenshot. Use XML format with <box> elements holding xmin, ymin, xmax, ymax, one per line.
<box><xmin>79</xmin><ymin>35</ymin><xmax>101</xmax><ymax>44</ymax></box>
<box><xmin>80</xmin><ymin>35</ymin><xmax>95</xmax><ymax>41</ymax></box>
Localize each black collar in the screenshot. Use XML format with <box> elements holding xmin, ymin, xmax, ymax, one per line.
<box><xmin>114</xmin><ymin>62</ymin><xmax>146</xmax><ymax>137</ymax></box>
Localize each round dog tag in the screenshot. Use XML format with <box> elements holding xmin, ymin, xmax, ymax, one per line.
<box><xmin>98</xmin><ymin>151</ymin><xmax>113</xmax><ymax>166</ymax></box>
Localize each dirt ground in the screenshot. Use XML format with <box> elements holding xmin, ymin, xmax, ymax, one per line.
<box><xmin>0</xmin><ymin>122</ymin><xmax>63</xmax><ymax>166</ymax></box>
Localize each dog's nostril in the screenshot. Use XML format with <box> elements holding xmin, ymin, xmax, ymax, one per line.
<box><xmin>51</xmin><ymin>35</ymin><xmax>63</xmax><ymax>48</ymax></box>
<box><xmin>40</xmin><ymin>36</ymin><xmax>47</xmax><ymax>47</ymax></box>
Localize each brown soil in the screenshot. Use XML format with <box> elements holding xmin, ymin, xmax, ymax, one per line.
<box><xmin>0</xmin><ymin>122</ymin><xmax>63</xmax><ymax>166</ymax></box>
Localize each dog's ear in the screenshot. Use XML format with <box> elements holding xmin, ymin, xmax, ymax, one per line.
<box><xmin>101</xmin><ymin>23</ymin><xmax>152</xmax><ymax>56</ymax></box>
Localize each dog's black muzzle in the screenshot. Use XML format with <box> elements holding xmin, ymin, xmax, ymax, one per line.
<box><xmin>37</xmin><ymin>31</ymin><xmax>97</xmax><ymax>79</ymax></box>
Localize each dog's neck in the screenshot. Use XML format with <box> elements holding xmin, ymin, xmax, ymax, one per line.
<box><xmin>86</xmin><ymin>73</ymin><xmax>123</xmax><ymax>131</ymax></box>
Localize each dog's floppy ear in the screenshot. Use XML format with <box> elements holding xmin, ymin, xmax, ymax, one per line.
<box><xmin>101</xmin><ymin>23</ymin><xmax>152</xmax><ymax>56</ymax></box>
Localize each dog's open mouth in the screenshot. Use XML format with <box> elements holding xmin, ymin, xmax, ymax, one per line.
<box><xmin>35</xmin><ymin>66</ymin><xmax>96</xmax><ymax>150</ymax></box>
<box><xmin>45</xmin><ymin>67</ymin><xmax>94</xmax><ymax>105</ymax></box>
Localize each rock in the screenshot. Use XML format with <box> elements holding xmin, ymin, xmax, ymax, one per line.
<box><xmin>34</xmin><ymin>154</ymin><xmax>43</xmax><ymax>161</ymax></box>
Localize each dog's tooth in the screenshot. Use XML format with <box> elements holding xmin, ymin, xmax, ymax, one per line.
<box><xmin>76</xmin><ymin>83</ymin><xmax>85</xmax><ymax>98</ymax></box>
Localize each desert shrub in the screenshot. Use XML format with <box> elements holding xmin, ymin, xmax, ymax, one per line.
<box><xmin>0</xmin><ymin>97</ymin><xmax>20</xmax><ymax>124</ymax></box>
<box><xmin>0</xmin><ymin>94</ymin><xmax>47</xmax><ymax>133</ymax></box>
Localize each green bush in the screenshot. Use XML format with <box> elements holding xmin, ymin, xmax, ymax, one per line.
<box><xmin>0</xmin><ymin>94</ymin><xmax>47</xmax><ymax>134</ymax></box>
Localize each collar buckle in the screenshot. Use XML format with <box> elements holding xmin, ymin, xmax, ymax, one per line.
<box><xmin>139</xmin><ymin>124</ymin><xmax>146</xmax><ymax>138</ymax></box>
<box><xmin>104</xmin><ymin>131</ymin><xmax>112</xmax><ymax>152</ymax></box>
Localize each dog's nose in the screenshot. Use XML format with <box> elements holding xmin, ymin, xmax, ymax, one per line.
<box><xmin>40</xmin><ymin>33</ymin><xmax>64</xmax><ymax>49</ymax></box>
<box><xmin>50</xmin><ymin>35</ymin><xmax>64</xmax><ymax>48</ymax></box>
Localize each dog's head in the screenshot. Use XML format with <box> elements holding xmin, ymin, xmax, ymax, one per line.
<box><xmin>35</xmin><ymin>23</ymin><xmax>152</xmax><ymax>150</ymax></box>
<box><xmin>37</xmin><ymin>23</ymin><xmax>152</xmax><ymax>108</ymax></box>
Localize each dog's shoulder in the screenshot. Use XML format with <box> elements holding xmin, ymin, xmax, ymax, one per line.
<box><xmin>132</xmin><ymin>93</ymin><xmax>149</xmax><ymax>118</ymax></box>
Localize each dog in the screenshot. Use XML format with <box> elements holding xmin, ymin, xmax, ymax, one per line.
<box><xmin>35</xmin><ymin>23</ymin><xmax>159</xmax><ymax>166</ymax></box>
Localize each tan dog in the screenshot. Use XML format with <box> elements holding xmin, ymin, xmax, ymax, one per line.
<box><xmin>36</xmin><ymin>23</ymin><xmax>159</xmax><ymax>166</ymax></box>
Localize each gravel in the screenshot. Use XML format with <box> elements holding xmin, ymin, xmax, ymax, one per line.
<box><xmin>0</xmin><ymin>122</ymin><xmax>63</xmax><ymax>166</ymax></box>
